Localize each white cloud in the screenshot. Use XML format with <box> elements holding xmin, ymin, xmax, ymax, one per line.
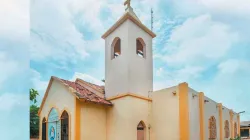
<box><xmin>0</xmin><ymin>52</ymin><xmax>20</xmax><ymax>87</ymax></box>
<box><xmin>200</xmin><ymin>0</ymin><xmax>250</xmax><ymax>16</ymax></box>
<box><xmin>218</xmin><ymin>59</ymin><xmax>250</xmax><ymax>75</ymax></box>
<box><xmin>0</xmin><ymin>93</ymin><xmax>28</xmax><ymax>111</ymax></box>
<box><xmin>161</xmin><ymin>14</ymin><xmax>238</xmax><ymax>67</ymax></box>
<box><xmin>68</xmin><ymin>0</ymin><xmax>107</xmax><ymax>32</ymax></box>
<box><xmin>30</xmin><ymin>0</ymin><xmax>89</xmax><ymax>62</ymax></box>
<box><xmin>30</xmin><ymin>69</ymin><xmax>50</xmax><ymax>106</ymax></box>
<box><xmin>175</xmin><ymin>65</ymin><xmax>204</xmax><ymax>80</ymax></box>
<box><xmin>156</xmin><ymin>67</ymin><xmax>164</xmax><ymax>77</ymax></box>
<box><xmin>30</xmin><ymin>0</ymin><xmax>123</xmax><ymax>63</ymax></box>
<box><xmin>153</xmin><ymin>81</ymin><xmax>169</xmax><ymax>91</ymax></box>
<box><xmin>154</xmin><ymin>65</ymin><xmax>204</xmax><ymax>90</ymax></box>
<box><xmin>0</xmin><ymin>0</ymin><xmax>29</xmax><ymax>41</ymax></box>
<box><xmin>201</xmin><ymin>59</ymin><xmax>250</xmax><ymax>120</ymax></box>
<box><xmin>0</xmin><ymin>92</ymin><xmax>29</xmax><ymax>140</ymax></box>
<box><xmin>71</xmin><ymin>72</ymin><xmax>104</xmax><ymax>86</ymax></box>
<box><xmin>30</xmin><ymin>0</ymin><xmax>161</xmax><ymax>63</ymax></box>
<box><xmin>152</xmin><ymin>0</ymin><xmax>250</xmax><ymax>121</ymax></box>
<box><xmin>31</xmin><ymin>69</ymin><xmax>49</xmax><ymax>92</ymax></box>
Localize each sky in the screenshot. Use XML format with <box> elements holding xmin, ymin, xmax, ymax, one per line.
<box><xmin>0</xmin><ymin>0</ymin><xmax>250</xmax><ymax>139</ymax></box>
<box><xmin>0</xmin><ymin>0</ymin><xmax>29</xmax><ymax>139</ymax></box>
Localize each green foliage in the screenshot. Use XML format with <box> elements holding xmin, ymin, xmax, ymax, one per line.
<box><xmin>30</xmin><ymin>88</ymin><xmax>40</xmax><ymax>138</ymax></box>
<box><xmin>30</xmin><ymin>104</ymin><xmax>39</xmax><ymax>137</ymax></box>
<box><xmin>30</xmin><ymin>88</ymin><xmax>39</xmax><ymax>104</ymax></box>
<box><xmin>230</xmin><ymin>135</ymin><xmax>241</xmax><ymax>140</ymax></box>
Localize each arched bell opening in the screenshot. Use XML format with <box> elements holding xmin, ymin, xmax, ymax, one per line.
<box><xmin>111</xmin><ymin>37</ymin><xmax>121</xmax><ymax>59</ymax></box>
<box><xmin>136</xmin><ymin>38</ymin><xmax>146</xmax><ymax>58</ymax></box>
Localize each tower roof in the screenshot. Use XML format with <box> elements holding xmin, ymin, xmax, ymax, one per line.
<box><xmin>102</xmin><ymin>5</ymin><xmax>156</xmax><ymax>39</ymax></box>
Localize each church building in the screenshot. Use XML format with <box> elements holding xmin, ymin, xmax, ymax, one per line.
<box><xmin>38</xmin><ymin>1</ymin><xmax>241</xmax><ymax>140</ymax></box>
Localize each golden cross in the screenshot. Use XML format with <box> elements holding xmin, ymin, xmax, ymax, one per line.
<box><xmin>124</xmin><ymin>0</ymin><xmax>131</xmax><ymax>9</ymax></box>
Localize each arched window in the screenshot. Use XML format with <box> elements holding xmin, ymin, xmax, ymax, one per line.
<box><xmin>209</xmin><ymin>116</ymin><xmax>217</xmax><ymax>139</ymax></box>
<box><xmin>111</xmin><ymin>37</ymin><xmax>121</xmax><ymax>59</ymax></box>
<box><xmin>224</xmin><ymin>120</ymin><xmax>229</xmax><ymax>138</ymax></box>
<box><xmin>136</xmin><ymin>38</ymin><xmax>146</xmax><ymax>58</ymax></box>
<box><xmin>42</xmin><ymin>117</ymin><xmax>47</xmax><ymax>140</ymax></box>
<box><xmin>61</xmin><ymin>111</ymin><xmax>69</xmax><ymax>140</ymax></box>
<box><xmin>234</xmin><ymin>122</ymin><xmax>237</xmax><ymax>138</ymax></box>
<box><xmin>137</xmin><ymin>121</ymin><xmax>146</xmax><ymax>140</ymax></box>
<box><xmin>48</xmin><ymin>108</ymin><xmax>59</xmax><ymax>140</ymax></box>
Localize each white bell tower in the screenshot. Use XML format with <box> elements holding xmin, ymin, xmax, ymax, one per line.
<box><xmin>102</xmin><ymin>1</ymin><xmax>156</xmax><ymax>98</ymax></box>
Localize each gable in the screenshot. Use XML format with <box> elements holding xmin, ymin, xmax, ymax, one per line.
<box><xmin>38</xmin><ymin>77</ymin><xmax>76</xmax><ymax>116</ymax></box>
<box><xmin>102</xmin><ymin>12</ymin><xmax>156</xmax><ymax>39</ymax></box>
<box><xmin>38</xmin><ymin>76</ymin><xmax>112</xmax><ymax>116</ymax></box>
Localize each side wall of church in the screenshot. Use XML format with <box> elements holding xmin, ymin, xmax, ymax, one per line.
<box><xmin>39</xmin><ymin>80</ymin><xmax>76</xmax><ymax>140</ymax></box>
<box><xmin>188</xmin><ymin>88</ymin><xmax>200</xmax><ymax>140</ymax></box>
<box><xmin>106</xmin><ymin>96</ymin><xmax>151</xmax><ymax>140</ymax></box>
<box><xmin>204</xmin><ymin>96</ymin><xmax>220</xmax><ymax>140</ymax></box>
<box><xmin>151</xmin><ymin>86</ymin><xmax>180</xmax><ymax>140</ymax></box>
<box><xmin>80</xmin><ymin>102</ymin><xmax>107</xmax><ymax>140</ymax></box>
<box><xmin>222</xmin><ymin>106</ymin><xmax>231</xmax><ymax>140</ymax></box>
<box><xmin>233</xmin><ymin>113</ymin><xmax>239</xmax><ymax>137</ymax></box>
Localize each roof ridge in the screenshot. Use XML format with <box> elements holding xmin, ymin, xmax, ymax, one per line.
<box><xmin>55</xmin><ymin>77</ymin><xmax>110</xmax><ymax>104</ymax></box>
<box><xmin>75</xmin><ymin>78</ymin><xmax>105</xmax><ymax>95</ymax></box>
<box><xmin>38</xmin><ymin>76</ymin><xmax>112</xmax><ymax>116</ymax></box>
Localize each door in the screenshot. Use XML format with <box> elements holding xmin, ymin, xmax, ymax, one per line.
<box><xmin>61</xmin><ymin>118</ymin><xmax>68</xmax><ymax>140</ymax></box>
<box><xmin>42</xmin><ymin>122</ymin><xmax>46</xmax><ymax>140</ymax></box>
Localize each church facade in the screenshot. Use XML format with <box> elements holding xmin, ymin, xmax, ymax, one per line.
<box><xmin>38</xmin><ymin>2</ymin><xmax>241</xmax><ymax>140</ymax></box>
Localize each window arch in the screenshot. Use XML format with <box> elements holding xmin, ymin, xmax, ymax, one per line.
<box><xmin>48</xmin><ymin>108</ymin><xmax>59</xmax><ymax>140</ymax></box>
<box><xmin>137</xmin><ymin>121</ymin><xmax>146</xmax><ymax>140</ymax></box>
<box><xmin>209</xmin><ymin>116</ymin><xmax>217</xmax><ymax>139</ymax></box>
<box><xmin>111</xmin><ymin>37</ymin><xmax>121</xmax><ymax>59</ymax></box>
<box><xmin>136</xmin><ymin>38</ymin><xmax>146</xmax><ymax>58</ymax></box>
<box><xmin>42</xmin><ymin>117</ymin><xmax>47</xmax><ymax>140</ymax></box>
<box><xmin>61</xmin><ymin>111</ymin><xmax>69</xmax><ymax>140</ymax></box>
<box><xmin>234</xmin><ymin>122</ymin><xmax>237</xmax><ymax>138</ymax></box>
<box><xmin>224</xmin><ymin>120</ymin><xmax>229</xmax><ymax>138</ymax></box>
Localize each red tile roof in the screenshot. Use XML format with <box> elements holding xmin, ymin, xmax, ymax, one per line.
<box><xmin>75</xmin><ymin>78</ymin><xmax>105</xmax><ymax>94</ymax></box>
<box><xmin>55</xmin><ymin>77</ymin><xmax>112</xmax><ymax>106</ymax></box>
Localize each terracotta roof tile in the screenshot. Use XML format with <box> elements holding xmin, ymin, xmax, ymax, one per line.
<box><xmin>58</xmin><ymin>78</ymin><xmax>112</xmax><ymax>106</ymax></box>
<box><xmin>76</xmin><ymin>78</ymin><xmax>105</xmax><ymax>94</ymax></box>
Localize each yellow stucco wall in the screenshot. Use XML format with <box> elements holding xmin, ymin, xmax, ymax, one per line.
<box><xmin>233</xmin><ymin>113</ymin><xmax>239</xmax><ymax>137</ymax></box>
<box><xmin>38</xmin><ymin>80</ymin><xmax>242</xmax><ymax>140</ymax></box>
<box><xmin>204</xmin><ymin>96</ymin><xmax>220</xmax><ymax>140</ymax></box>
<box><xmin>188</xmin><ymin>88</ymin><xmax>200</xmax><ymax>140</ymax></box>
<box><xmin>106</xmin><ymin>96</ymin><xmax>151</xmax><ymax>140</ymax></box>
<box><xmin>151</xmin><ymin>86</ymin><xmax>180</xmax><ymax>140</ymax></box>
<box><xmin>80</xmin><ymin>102</ymin><xmax>107</xmax><ymax>140</ymax></box>
<box><xmin>39</xmin><ymin>80</ymin><xmax>75</xmax><ymax>140</ymax></box>
<box><xmin>222</xmin><ymin>106</ymin><xmax>231</xmax><ymax>140</ymax></box>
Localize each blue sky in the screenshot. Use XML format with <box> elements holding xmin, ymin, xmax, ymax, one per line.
<box><xmin>29</xmin><ymin>0</ymin><xmax>250</xmax><ymax>120</ymax></box>
<box><xmin>0</xmin><ymin>0</ymin><xmax>29</xmax><ymax>139</ymax></box>
<box><xmin>0</xmin><ymin>0</ymin><xmax>250</xmax><ymax>139</ymax></box>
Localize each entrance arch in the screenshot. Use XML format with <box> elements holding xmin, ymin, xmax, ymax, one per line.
<box><xmin>61</xmin><ymin>110</ymin><xmax>69</xmax><ymax>140</ymax></box>
<box><xmin>137</xmin><ymin>121</ymin><xmax>146</xmax><ymax>140</ymax></box>
<box><xmin>48</xmin><ymin>108</ymin><xmax>60</xmax><ymax>140</ymax></box>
